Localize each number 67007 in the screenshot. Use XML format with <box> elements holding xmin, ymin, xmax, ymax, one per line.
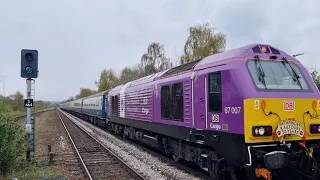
<box><xmin>224</xmin><ymin>107</ymin><xmax>241</xmax><ymax>114</ymax></box>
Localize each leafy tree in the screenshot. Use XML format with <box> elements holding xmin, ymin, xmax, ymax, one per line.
<box><xmin>119</xmin><ymin>66</ymin><xmax>141</xmax><ymax>84</ymax></box>
<box><xmin>95</xmin><ymin>69</ymin><xmax>120</xmax><ymax>92</ymax></box>
<box><xmin>8</xmin><ymin>91</ymin><xmax>24</xmax><ymax>112</ymax></box>
<box><xmin>75</xmin><ymin>94</ymin><xmax>80</xmax><ymax>99</ymax></box>
<box><xmin>77</xmin><ymin>88</ymin><xmax>97</xmax><ymax>98</ymax></box>
<box><xmin>34</xmin><ymin>100</ymin><xmax>56</xmax><ymax>110</ymax></box>
<box><xmin>180</xmin><ymin>22</ymin><xmax>227</xmax><ymax>65</ymax></box>
<box><xmin>140</xmin><ymin>42</ymin><xmax>173</xmax><ymax>76</ymax></box>
<box><xmin>310</xmin><ymin>67</ymin><xmax>320</xmax><ymax>90</ymax></box>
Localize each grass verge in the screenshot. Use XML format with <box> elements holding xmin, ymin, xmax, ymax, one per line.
<box><xmin>5</xmin><ymin>110</ymin><xmax>64</xmax><ymax>179</ymax></box>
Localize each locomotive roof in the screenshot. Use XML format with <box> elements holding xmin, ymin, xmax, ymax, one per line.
<box><xmin>82</xmin><ymin>43</ymin><xmax>303</xmax><ymax>97</ymax></box>
<box><xmin>153</xmin><ymin>43</ymin><xmax>296</xmax><ymax>80</ymax></box>
<box><xmin>193</xmin><ymin>43</ymin><xmax>296</xmax><ymax>70</ymax></box>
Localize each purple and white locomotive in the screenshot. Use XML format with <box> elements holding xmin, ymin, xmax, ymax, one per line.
<box><xmin>61</xmin><ymin>43</ymin><xmax>320</xmax><ymax>180</ymax></box>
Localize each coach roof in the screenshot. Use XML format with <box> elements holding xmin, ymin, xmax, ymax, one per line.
<box><xmin>82</xmin><ymin>90</ymin><xmax>110</xmax><ymax>99</ymax></box>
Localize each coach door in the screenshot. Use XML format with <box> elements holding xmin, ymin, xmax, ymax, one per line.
<box><xmin>105</xmin><ymin>96</ymin><xmax>109</xmax><ymax>117</ymax></box>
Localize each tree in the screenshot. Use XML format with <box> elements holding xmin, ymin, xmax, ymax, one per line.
<box><xmin>140</xmin><ymin>42</ymin><xmax>173</xmax><ymax>76</ymax></box>
<box><xmin>77</xmin><ymin>88</ymin><xmax>97</xmax><ymax>98</ymax></box>
<box><xmin>119</xmin><ymin>66</ymin><xmax>141</xmax><ymax>84</ymax></box>
<box><xmin>310</xmin><ymin>67</ymin><xmax>320</xmax><ymax>90</ymax></box>
<box><xmin>180</xmin><ymin>22</ymin><xmax>227</xmax><ymax>65</ymax></box>
<box><xmin>95</xmin><ymin>69</ymin><xmax>120</xmax><ymax>92</ymax></box>
<box><xmin>75</xmin><ymin>94</ymin><xmax>80</xmax><ymax>99</ymax></box>
<box><xmin>68</xmin><ymin>96</ymin><xmax>74</xmax><ymax>101</ymax></box>
<box><xmin>8</xmin><ymin>91</ymin><xmax>24</xmax><ymax>112</ymax></box>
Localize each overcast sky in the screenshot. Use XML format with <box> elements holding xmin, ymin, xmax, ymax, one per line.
<box><xmin>0</xmin><ymin>0</ymin><xmax>319</xmax><ymax>101</ymax></box>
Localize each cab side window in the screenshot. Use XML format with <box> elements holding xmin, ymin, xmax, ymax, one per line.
<box><xmin>208</xmin><ymin>71</ymin><xmax>222</xmax><ymax>112</ymax></box>
<box><xmin>161</xmin><ymin>83</ymin><xmax>184</xmax><ymax>121</ymax></box>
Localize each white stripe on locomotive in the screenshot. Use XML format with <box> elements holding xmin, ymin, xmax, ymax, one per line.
<box><xmin>119</xmin><ymin>82</ymin><xmax>132</xmax><ymax>118</ymax></box>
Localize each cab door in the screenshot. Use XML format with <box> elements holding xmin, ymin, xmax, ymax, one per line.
<box><xmin>206</xmin><ymin>71</ymin><xmax>223</xmax><ymax>130</ymax></box>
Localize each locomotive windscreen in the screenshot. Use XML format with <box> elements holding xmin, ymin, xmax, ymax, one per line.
<box><xmin>247</xmin><ymin>59</ymin><xmax>310</xmax><ymax>91</ymax></box>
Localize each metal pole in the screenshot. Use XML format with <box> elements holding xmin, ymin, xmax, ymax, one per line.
<box><xmin>26</xmin><ymin>78</ymin><xmax>32</xmax><ymax>160</ymax></box>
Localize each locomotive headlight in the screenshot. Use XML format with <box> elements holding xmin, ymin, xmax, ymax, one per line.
<box><xmin>252</xmin><ymin>126</ymin><xmax>272</xmax><ymax>136</ymax></box>
<box><xmin>258</xmin><ymin>127</ymin><xmax>265</xmax><ymax>135</ymax></box>
<box><xmin>310</xmin><ymin>124</ymin><xmax>320</xmax><ymax>134</ymax></box>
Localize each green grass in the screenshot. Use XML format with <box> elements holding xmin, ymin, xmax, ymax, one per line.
<box><xmin>9</xmin><ymin>156</ymin><xmax>60</xmax><ymax>179</ymax></box>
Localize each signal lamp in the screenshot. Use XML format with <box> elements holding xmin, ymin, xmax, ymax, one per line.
<box><xmin>25</xmin><ymin>53</ymin><xmax>33</xmax><ymax>61</ymax></box>
<box><xmin>25</xmin><ymin>66</ymin><xmax>33</xmax><ymax>74</ymax></box>
<box><xmin>21</xmin><ymin>49</ymin><xmax>38</xmax><ymax>78</ymax></box>
<box><xmin>261</xmin><ymin>47</ymin><xmax>267</xmax><ymax>53</ymax></box>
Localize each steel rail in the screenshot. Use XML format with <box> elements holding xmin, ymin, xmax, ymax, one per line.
<box><xmin>57</xmin><ymin>109</ymin><xmax>146</xmax><ymax>180</ymax></box>
<box><xmin>56</xmin><ymin>110</ymin><xmax>94</xmax><ymax>180</ymax></box>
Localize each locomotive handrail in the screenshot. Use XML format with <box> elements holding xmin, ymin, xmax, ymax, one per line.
<box><xmin>246</xmin><ymin>144</ymin><xmax>277</xmax><ymax>166</ymax></box>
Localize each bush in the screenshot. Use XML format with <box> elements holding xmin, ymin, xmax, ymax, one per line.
<box><xmin>0</xmin><ymin>110</ymin><xmax>26</xmax><ymax>176</ymax></box>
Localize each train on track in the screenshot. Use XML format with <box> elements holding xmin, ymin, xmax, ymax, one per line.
<box><xmin>60</xmin><ymin>43</ymin><xmax>320</xmax><ymax>180</ymax></box>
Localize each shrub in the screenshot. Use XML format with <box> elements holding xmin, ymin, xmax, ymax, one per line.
<box><xmin>0</xmin><ymin>110</ymin><xmax>26</xmax><ymax>176</ymax></box>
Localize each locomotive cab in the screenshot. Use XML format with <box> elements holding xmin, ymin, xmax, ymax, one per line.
<box><xmin>240</xmin><ymin>46</ymin><xmax>320</xmax><ymax>179</ymax></box>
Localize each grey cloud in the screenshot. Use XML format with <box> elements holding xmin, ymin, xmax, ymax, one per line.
<box><xmin>0</xmin><ymin>0</ymin><xmax>318</xmax><ymax>101</ymax></box>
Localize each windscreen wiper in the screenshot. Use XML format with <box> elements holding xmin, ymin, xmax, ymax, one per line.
<box><xmin>254</xmin><ymin>55</ymin><xmax>267</xmax><ymax>89</ymax></box>
<box><xmin>281</xmin><ymin>57</ymin><xmax>303</xmax><ymax>90</ymax></box>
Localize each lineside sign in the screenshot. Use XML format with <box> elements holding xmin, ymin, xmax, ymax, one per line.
<box><xmin>24</xmin><ymin>99</ymin><xmax>34</xmax><ymax>107</ymax></box>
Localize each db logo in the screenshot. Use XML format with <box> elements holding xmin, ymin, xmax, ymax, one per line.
<box><xmin>284</xmin><ymin>100</ymin><xmax>295</xmax><ymax>111</ymax></box>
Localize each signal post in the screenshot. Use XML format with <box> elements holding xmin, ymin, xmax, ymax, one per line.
<box><xmin>20</xmin><ymin>49</ymin><xmax>38</xmax><ymax>160</ymax></box>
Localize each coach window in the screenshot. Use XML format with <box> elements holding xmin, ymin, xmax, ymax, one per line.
<box><xmin>171</xmin><ymin>83</ymin><xmax>184</xmax><ymax>121</ymax></box>
<box><xmin>208</xmin><ymin>72</ymin><xmax>222</xmax><ymax>112</ymax></box>
<box><xmin>161</xmin><ymin>85</ymin><xmax>171</xmax><ymax>119</ymax></box>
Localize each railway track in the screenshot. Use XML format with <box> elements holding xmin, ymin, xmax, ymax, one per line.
<box><xmin>59</xmin><ymin>109</ymin><xmax>211</xmax><ymax>180</ymax></box>
<box><xmin>56</xmin><ymin>110</ymin><xmax>146</xmax><ymax>180</ymax></box>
